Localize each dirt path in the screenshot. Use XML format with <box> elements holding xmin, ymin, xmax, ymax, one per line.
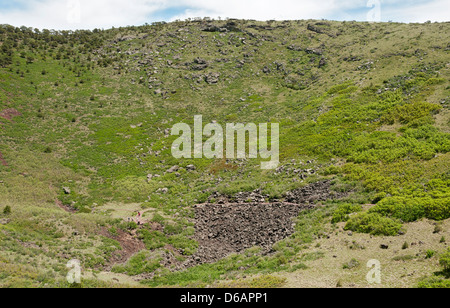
<box><xmin>55</xmin><ymin>199</ymin><xmax>76</xmax><ymax>213</ymax></box>
<box><xmin>99</xmin><ymin>228</ymin><xmax>146</xmax><ymax>270</ymax></box>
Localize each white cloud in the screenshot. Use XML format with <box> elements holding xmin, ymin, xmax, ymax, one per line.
<box><xmin>167</xmin><ymin>0</ymin><xmax>338</xmax><ymax>21</ymax></box>
<box><xmin>0</xmin><ymin>0</ymin><xmax>447</xmax><ymax>30</ymax></box>
<box><xmin>382</xmin><ymin>0</ymin><xmax>450</xmax><ymax>23</ymax></box>
<box><xmin>0</xmin><ymin>0</ymin><xmax>168</xmax><ymax>30</ymax></box>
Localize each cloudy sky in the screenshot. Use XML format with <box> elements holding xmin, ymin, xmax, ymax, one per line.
<box><xmin>0</xmin><ymin>0</ymin><xmax>448</xmax><ymax>30</ymax></box>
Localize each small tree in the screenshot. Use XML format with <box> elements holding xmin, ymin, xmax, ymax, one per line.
<box><xmin>440</xmin><ymin>249</ymin><xmax>450</xmax><ymax>273</ymax></box>
<box><xmin>3</xmin><ymin>206</ymin><xmax>11</xmax><ymax>215</ymax></box>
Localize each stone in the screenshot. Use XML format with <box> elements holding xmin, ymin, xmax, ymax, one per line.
<box><xmin>147</xmin><ymin>174</ymin><xmax>153</xmax><ymax>182</ymax></box>
<box><xmin>167</xmin><ymin>165</ymin><xmax>179</xmax><ymax>173</ymax></box>
<box><xmin>205</xmin><ymin>73</ymin><xmax>220</xmax><ymax>84</ymax></box>
<box><xmin>158</xmin><ymin>188</ymin><xmax>169</xmax><ymax>194</ymax></box>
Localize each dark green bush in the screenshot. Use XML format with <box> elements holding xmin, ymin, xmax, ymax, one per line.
<box><xmin>3</xmin><ymin>206</ymin><xmax>11</xmax><ymax>215</ymax></box>
<box><xmin>440</xmin><ymin>249</ymin><xmax>450</xmax><ymax>272</ymax></box>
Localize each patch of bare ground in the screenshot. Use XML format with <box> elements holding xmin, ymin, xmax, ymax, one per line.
<box><xmin>55</xmin><ymin>199</ymin><xmax>76</xmax><ymax>213</ymax></box>
<box><xmin>0</xmin><ymin>108</ymin><xmax>21</xmax><ymax>121</ymax></box>
<box><xmin>0</xmin><ymin>151</ymin><xmax>7</xmax><ymax>166</ymax></box>
<box><xmin>99</xmin><ymin>228</ymin><xmax>146</xmax><ymax>270</ymax></box>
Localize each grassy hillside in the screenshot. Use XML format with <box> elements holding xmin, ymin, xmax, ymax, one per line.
<box><xmin>0</xmin><ymin>19</ymin><xmax>449</xmax><ymax>288</ymax></box>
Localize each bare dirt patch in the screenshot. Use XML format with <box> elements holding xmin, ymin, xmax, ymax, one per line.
<box><xmin>281</xmin><ymin>218</ymin><xmax>450</xmax><ymax>288</ymax></box>
<box><xmin>100</xmin><ymin>228</ymin><xmax>146</xmax><ymax>269</ymax></box>
<box><xmin>0</xmin><ymin>108</ymin><xmax>21</xmax><ymax>121</ymax></box>
<box><xmin>55</xmin><ymin>199</ymin><xmax>76</xmax><ymax>213</ymax></box>
<box><xmin>0</xmin><ymin>152</ymin><xmax>7</xmax><ymax>166</ymax></box>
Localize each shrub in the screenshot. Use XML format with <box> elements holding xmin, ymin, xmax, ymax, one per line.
<box><xmin>344</xmin><ymin>212</ymin><xmax>403</xmax><ymax>236</ymax></box>
<box><xmin>434</xmin><ymin>223</ymin><xmax>443</xmax><ymax>234</ymax></box>
<box><xmin>371</xmin><ymin>191</ymin><xmax>450</xmax><ymax>222</ymax></box>
<box><xmin>440</xmin><ymin>249</ymin><xmax>450</xmax><ymax>272</ymax></box>
<box><xmin>331</xmin><ymin>203</ymin><xmax>362</xmax><ymax>223</ymax></box>
<box><xmin>3</xmin><ymin>206</ymin><xmax>11</xmax><ymax>215</ymax></box>
<box><xmin>343</xmin><ymin>258</ymin><xmax>360</xmax><ymax>269</ymax></box>
<box><xmin>417</xmin><ymin>277</ymin><xmax>450</xmax><ymax>288</ymax></box>
<box><xmin>370</xmin><ymin>197</ymin><xmax>425</xmax><ymax>222</ymax></box>
<box><xmin>402</xmin><ymin>242</ymin><xmax>409</xmax><ymax>250</ymax></box>
<box><xmin>382</xmin><ymin>101</ymin><xmax>441</xmax><ymax>125</ymax></box>
<box><xmin>425</xmin><ymin>250</ymin><xmax>436</xmax><ymax>259</ymax></box>
<box><xmin>372</xmin><ymin>192</ymin><xmax>386</xmax><ymax>204</ymax></box>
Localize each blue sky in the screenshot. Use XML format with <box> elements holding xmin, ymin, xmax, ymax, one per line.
<box><xmin>0</xmin><ymin>0</ymin><xmax>448</xmax><ymax>30</ymax></box>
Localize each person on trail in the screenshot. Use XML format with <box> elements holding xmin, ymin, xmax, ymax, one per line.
<box><xmin>136</xmin><ymin>211</ymin><xmax>142</xmax><ymax>225</ymax></box>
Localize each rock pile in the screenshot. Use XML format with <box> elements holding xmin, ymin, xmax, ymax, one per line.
<box><xmin>285</xmin><ymin>180</ymin><xmax>345</xmax><ymax>204</ymax></box>
<box><xmin>182</xmin><ymin>181</ymin><xmax>347</xmax><ymax>266</ymax></box>
<box><xmin>187</xmin><ymin>202</ymin><xmax>314</xmax><ymax>265</ymax></box>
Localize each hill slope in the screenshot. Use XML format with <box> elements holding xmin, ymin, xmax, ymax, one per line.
<box><xmin>0</xmin><ymin>19</ymin><xmax>449</xmax><ymax>288</ymax></box>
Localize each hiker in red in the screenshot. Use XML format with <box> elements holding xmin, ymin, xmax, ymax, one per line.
<box><xmin>137</xmin><ymin>211</ymin><xmax>142</xmax><ymax>225</ymax></box>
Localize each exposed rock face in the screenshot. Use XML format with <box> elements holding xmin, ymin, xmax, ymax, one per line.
<box><xmin>166</xmin><ymin>165</ymin><xmax>179</xmax><ymax>173</ymax></box>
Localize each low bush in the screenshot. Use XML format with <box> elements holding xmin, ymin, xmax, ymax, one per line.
<box><xmin>3</xmin><ymin>206</ymin><xmax>11</xmax><ymax>215</ymax></box>
<box><xmin>344</xmin><ymin>212</ymin><xmax>403</xmax><ymax>236</ymax></box>
<box><xmin>440</xmin><ymin>249</ymin><xmax>450</xmax><ymax>273</ymax></box>
<box><xmin>331</xmin><ymin>203</ymin><xmax>362</xmax><ymax>223</ymax></box>
<box><xmin>417</xmin><ymin>277</ymin><xmax>450</xmax><ymax>288</ymax></box>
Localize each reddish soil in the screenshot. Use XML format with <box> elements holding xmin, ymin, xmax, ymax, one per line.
<box><xmin>0</xmin><ymin>108</ymin><xmax>21</xmax><ymax>121</ymax></box>
<box><xmin>100</xmin><ymin>228</ymin><xmax>146</xmax><ymax>269</ymax></box>
<box><xmin>0</xmin><ymin>151</ymin><xmax>7</xmax><ymax>166</ymax></box>
<box><xmin>55</xmin><ymin>199</ymin><xmax>76</xmax><ymax>213</ymax></box>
